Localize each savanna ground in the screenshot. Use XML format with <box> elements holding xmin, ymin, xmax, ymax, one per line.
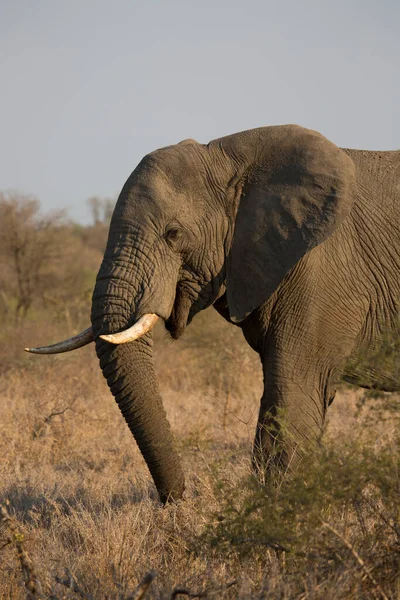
<box><xmin>0</xmin><ymin>194</ymin><xmax>399</xmax><ymax>599</ymax></box>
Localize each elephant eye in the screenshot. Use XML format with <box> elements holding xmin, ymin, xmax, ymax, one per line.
<box><xmin>165</xmin><ymin>226</ymin><xmax>183</xmax><ymax>245</ymax></box>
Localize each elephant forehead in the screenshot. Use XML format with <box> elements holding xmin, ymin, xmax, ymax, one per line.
<box><xmin>116</xmin><ymin>161</ymin><xmax>198</xmax><ymax>226</ymax></box>
<box><xmin>145</xmin><ymin>146</ymin><xmax>210</xmax><ymax>193</ymax></box>
<box><xmin>113</xmin><ymin>139</ymin><xmax>218</xmax><ymax>230</ymax></box>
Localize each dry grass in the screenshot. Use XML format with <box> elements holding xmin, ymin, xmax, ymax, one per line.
<box><xmin>0</xmin><ymin>309</ymin><xmax>399</xmax><ymax>599</ymax></box>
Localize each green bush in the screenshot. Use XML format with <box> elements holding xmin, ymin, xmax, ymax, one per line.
<box><xmin>205</xmin><ymin>413</ymin><xmax>400</xmax><ymax>598</ymax></box>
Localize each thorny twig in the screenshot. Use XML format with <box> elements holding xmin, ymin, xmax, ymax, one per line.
<box><xmin>125</xmin><ymin>571</ymin><xmax>157</xmax><ymax>599</ymax></box>
<box><xmin>0</xmin><ymin>502</ymin><xmax>44</xmax><ymax>599</ymax></box>
<box><xmin>321</xmin><ymin>521</ymin><xmax>389</xmax><ymax>600</ymax></box>
<box><xmin>361</xmin><ymin>494</ymin><xmax>400</xmax><ymax>539</ymax></box>
<box><xmin>55</xmin><ymin>568</ymin><xmax>95</xmax><ymax>600</ymax></box>
<box><xmin>169</xmin><ymin>579</ymin><xmax>237</xmax><ymax>599</ymax></box>
<box><xmin>232</xmin><ymin>536</ymin><xmax>289</xmax><ymax>553</ymax></box>
<box><xmin>55</xmin><ymin>569</ymin><xmax>94</xmax><ymax>600</ymax></box>
<box><xmin>44</xmin><ymin>406</ymin><xmax>73</xmax><ymax>423</ymax></box>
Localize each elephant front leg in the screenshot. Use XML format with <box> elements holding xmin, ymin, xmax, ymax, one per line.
<box><xmin>252</xmin><ymin>370</ymin><xmax>328</xmax><ymax>481</ymax></box>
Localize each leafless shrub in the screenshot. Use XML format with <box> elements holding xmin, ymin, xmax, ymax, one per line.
<box><xmin>0</xmin><ymin>192</ymin><xmax>64</xmax><ymax>320</ymax></box>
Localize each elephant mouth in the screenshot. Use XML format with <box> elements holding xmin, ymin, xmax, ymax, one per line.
<box><xmin>165</xmin><ymin>278</ymin><xmax>224</xmax><ymax>339</ymax></box>
<box><xmin>165</xmin><ymin>287</ymin><xmax>192</xmax><ymax>339</ymax></box>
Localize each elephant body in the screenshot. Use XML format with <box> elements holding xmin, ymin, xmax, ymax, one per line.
<box><xmin>92</xmin><ymin>127</ymin><xmax>400</xmax><ymax>502</ymax></box>
<box><xmin>238</xmin><ymin>148</ymin><xmax>400</xmax><ymax>469</ymax></box>
<box><xmin>32</xmin><ymin>125</ymin><xmax>399</xmax><ymax>503</ymax></box>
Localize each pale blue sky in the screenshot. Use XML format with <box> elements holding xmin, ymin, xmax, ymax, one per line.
<box><xmin>1</xmin><ymin>0</ymin><xmax>399</xmax><ymax>222</ymax></box>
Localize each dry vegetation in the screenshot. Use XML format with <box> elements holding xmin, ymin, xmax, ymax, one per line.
<box><xmin>0</xmin><ymin>195</ymin><xmax>399</xmax><ymax>599</ymax></box>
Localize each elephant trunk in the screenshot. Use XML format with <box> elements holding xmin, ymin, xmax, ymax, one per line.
<box><xmin>92</xmin><ymin>275</ymin><xmax>185</xmax><ymax>503</ymax></box>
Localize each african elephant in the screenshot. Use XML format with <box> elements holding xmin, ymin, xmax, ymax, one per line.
<box><xmin>26</xmin><ymin>125</ymin><xmax>400</xmax><ymax>504</ymax></box>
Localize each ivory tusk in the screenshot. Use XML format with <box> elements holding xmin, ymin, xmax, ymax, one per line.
<box><xmin>25</xmin><ymin>326</ymin><xmax>93</xmax><ymax>354</ymax></box>
<box><xmin>100</xmin><ymin>314</ymin><xmax>159</xmax><ymax>344</ymax></box>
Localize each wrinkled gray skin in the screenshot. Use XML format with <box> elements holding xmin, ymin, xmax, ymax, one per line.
<box><xmin>91</xmin><ymin>125</ymin><xmax>400</xmax><ymax>503</ymax></box>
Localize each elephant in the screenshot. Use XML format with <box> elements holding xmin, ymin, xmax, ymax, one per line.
<box><xmin>26</xmin><ymin>124</ymin><xmax>400</xmax><ymax>504</ymax></box>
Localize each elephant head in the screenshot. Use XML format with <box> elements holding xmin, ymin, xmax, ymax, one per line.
<box><xmin>26</xmin><ymin>125</ymin><xmax>356</xmax><ymax>503</ymax></box>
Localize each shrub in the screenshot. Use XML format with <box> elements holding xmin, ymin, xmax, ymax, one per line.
<box><xmin>206</xmin><ymin>412</ymin><xmax>400</xmax><ymax>598</ymax></box>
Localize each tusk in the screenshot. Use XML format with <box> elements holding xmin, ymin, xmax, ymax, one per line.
<box><xmin>100</xmin><ymin>314</ymin><xmax>159</xmax><ymax>344</ymax></box>
<box><xmin>25</xmin><ymin>326</ymin><xmax>93</xmax><ymax>354</ymax></box>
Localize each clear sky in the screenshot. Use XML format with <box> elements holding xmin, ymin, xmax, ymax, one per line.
<box><xmin>1</xmin><ymin>0</ymin><xmax>399</xmax><ymax>223</ymax></box>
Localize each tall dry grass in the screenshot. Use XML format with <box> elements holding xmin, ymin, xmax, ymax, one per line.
<box><xmin>0</xmin><ymin>309</ymin><xmax>399</xmax><ymax>599</ymax></box>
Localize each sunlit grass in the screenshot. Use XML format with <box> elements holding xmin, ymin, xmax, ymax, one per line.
<box><xmin>0</xmin><ymin>309</ymin><xmax>399</xmax><ymax>598</ymax></box>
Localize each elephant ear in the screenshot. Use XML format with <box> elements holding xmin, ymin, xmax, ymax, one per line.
<box><xmin>226</xmin><ymin>131</ymin><xmax>357</xmax><ymax>322</ymax></box>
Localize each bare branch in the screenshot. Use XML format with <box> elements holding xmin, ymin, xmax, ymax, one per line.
<box><xmin>321</xmin><ymin>521</ymin><xmax>389</xmax><ymax>600</ymax></box>
<box><xmin>125</xmin><ymin>571</ymin><xmax>157</xmax><ymax>600</ymax></box>
<box><xmin>169</xmin><ymin>579</ymin><xmax>237</xmax><ymax>599</ymax></box>
<box><xmin>55</xmin><ymin>568</ymin><xmax>95</xmax><ymax>600</ymax></box>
